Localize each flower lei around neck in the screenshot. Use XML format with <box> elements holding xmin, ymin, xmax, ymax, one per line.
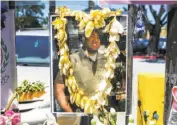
<box><xmin>52</xmin><ymin>6</ymin><xmax>124</xmax><ymax>114</ymax></box>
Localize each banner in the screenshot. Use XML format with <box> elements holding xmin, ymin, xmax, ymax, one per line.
<box><xmin>98</xmin><ymin>0</ymin><xmax>177</xmax><ymax>7</ymax></box>
<box><xmin>1</xmin><ymin>6</ymin><xmax>17</xmax><ymax>110</ymax></box>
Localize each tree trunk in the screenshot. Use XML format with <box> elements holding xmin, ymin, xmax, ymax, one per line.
<box><xmin>147</xmin><ymin>24</ymin><xmax>161</xmax><ymax>55</ymax></box>
<box><xmin>147</xmin><ymin>34</ymin><xmax>160</xmax><ymax>55</ymax></box>
<box><xmin>164</xmin><ymin>5</ymin><xmax>177</xmax><ymax>125</ymax></box>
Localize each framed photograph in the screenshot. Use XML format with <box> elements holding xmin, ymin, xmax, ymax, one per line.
<box><xmin>50</xmin><ymin>8</ymin><xmax>130</xmax><ymax>124</ymax></box>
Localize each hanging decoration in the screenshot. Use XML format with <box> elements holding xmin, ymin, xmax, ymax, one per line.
<box><xmin>134</xmin><ymin>5</ymin><xmax>145</xmax><ymax>35</ymax></box>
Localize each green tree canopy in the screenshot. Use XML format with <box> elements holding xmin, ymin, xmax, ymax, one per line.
<box><xmin>15</xmin><ymin>1</ymin><xmax>47</xmax><ymax>30</ymax></box>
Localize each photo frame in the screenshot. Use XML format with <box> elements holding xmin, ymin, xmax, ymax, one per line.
<box><xmin>49</xmin><ymin>6</ymin><xmax>131</xmax><ymax>124</ymax></box>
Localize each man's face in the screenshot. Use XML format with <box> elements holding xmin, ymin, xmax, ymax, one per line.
<box><xmin>86</xmin><ymin>32</ymin><xmax>100</xmax><ymax>51</ymax></box>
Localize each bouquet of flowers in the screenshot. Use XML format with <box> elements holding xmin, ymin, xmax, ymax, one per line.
<box><xmin>1</xmin><ymin>80</ymin><xmax>47</xmax><ymax>125</ymax></box>
<box><xmin>0</xmin><ymin>110</ymin><xmax>20</xmax><ymax>125</ymax></box>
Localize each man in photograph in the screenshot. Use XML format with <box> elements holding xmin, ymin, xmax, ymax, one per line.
<box><xmin>54</xmin><ymin>31</ymin><xmax>106</xmax><ymax>112</ymax></box>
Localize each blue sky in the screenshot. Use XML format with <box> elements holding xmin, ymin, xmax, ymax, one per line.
<box><xmin>42</xmin><ymin>0</ymin><xmax>167</xmax><ymax>25</ymax></box>
<box><xmin>16</xmin><ymin>1</ymin><xmax>167</xmax><ymax>25</ymax></box>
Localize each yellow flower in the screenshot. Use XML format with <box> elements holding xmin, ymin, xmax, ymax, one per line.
<box><xmin>68</xmin><ymin>76</ymin><xmax>75</xmax><ymax>87</ymax></box>
<box><xmin>84</xmin><ymin>99</ymin><xmax>92</xmax><ymax>113</ymax></box>
<box><xmin>70</xmin><ymin>92</ymin><xmax>76</xmax><ymax>104</ymax></box>
<box><xmin>79</xmin><ymin>19</ymin><xmax>86</xmax><ymax>30</ymax></box>
<box><xmin>81</xmin><ymin>96</ymin><xmax>89</xmax><ymax>109</ymax></box>
<box><xmin>85</xmin><ymin>21</ymin><xmax>94</xmax><ymax>38</ymax></box>
<box><xmin>99</xmin><ymin>18</ymin><xmax>106</xmax><ymax>27</ymax></box>
<box><xmin>69</xmin><ymin>68</ymin><xmax>74</xmax><ymax>75</ymax></box>
<box><xmin>94</xmin><ymin>19</ymin><xmax>100</xmax><ymax>29</ymax></box>
<box><xmin>55</xmin><ymin>6</ymin><xmax>71</xmax><ymax>17</ymax></box>
<box><xmin>102</xmin><ymin>8</ymin><xmax>111</xmax><ymax>15</ymax></box>
<box><xmin>116</xmin><ymin>9</ymin><xmax>123</xmax><ymax>16</ymax></box>
<box><xmin>52</xmin><ymin>18</ymin><xmax>64</xmax><ymax>29</ymax></box>
<box><xmin>71</xmin><ymin>83</ymin><xmax>77</xmax><ymax>92</ymax></box>
<box><xmin>54</xmin><ymin>29</ymin><xmax>65</xmax><ymax>42</ymax></box>
<box><xmin>75</xmin><ymin>93</ymin><xmax>82</xmax><ymax>106</ymax></box>
<box><xmin>90</xmin><ymin>10</ymin><xmax>102</xmax><ymax>19</ymax></box>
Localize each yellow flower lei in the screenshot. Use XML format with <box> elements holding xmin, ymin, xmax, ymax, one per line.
<box><xmin>52</xmin><ymin>6</ymin><xmax>123</xmax><ymax>114</ymax></box>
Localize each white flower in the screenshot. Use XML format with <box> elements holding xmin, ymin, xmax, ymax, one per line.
<box><xmin>110</xmin><ymin>18</ymin><xmax>124</xmax><ymax>35</ymax></box>
<box><xmin>91</xmin><ymin>92</ymin><xmax>106</xmax><ymax>106</ymax></box>
<box><xmin>105</xmin><ymin>85</ymin><xmax>112</xmax><ymax>95</ymax></box>
<box><xmin>149</xmin><ymin>120</ymin><xmax>156</xmax><ymax>125</ymax></box>
<box><xmin>128</xmin><ymin>123</ymin><xmax>136</xmax><ymax>125</ymax></box>
<box><xmin>104</xmin><ymin>70</ymin><xmax>111</xmax><ymax>79</ymax></box>
<box><xmin>128</xmin><ymin>115</ymin><xmax>134</xmax><ymax>123</ymax></box>
<box><xmin>110</xmin><ymin>107</ymin><xmax>116</xmax><ymax>115</ymax></box>
<box><xmin>92</xmin><ymin>115</ymin><xmax>104</xmax><ymax>125</ymax></box>
<box><xmin>99</xmin><ymin>80</ymin><xmax>107</xmax><ymax>91</ymax></box>
<box><xmin>102</xmin><ymin>8</ymin><xmax>111</xmax><ymax>15</ymax></box>
<box><xmin>97</xmin><ymin>93</ymin><xmax>106</xmax><ymax>105</ymax></box>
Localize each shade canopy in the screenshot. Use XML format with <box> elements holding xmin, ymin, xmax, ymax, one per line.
<box><xmin>98</xmin><ymin>0</ymin><xmax>177</xmax><ymax>4</ymax></box>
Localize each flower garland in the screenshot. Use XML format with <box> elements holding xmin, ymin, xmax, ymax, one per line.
<box><xmin>52</xmin><ymin>6</ymin><xmax>124</xmax><ymax>114</ymax></box>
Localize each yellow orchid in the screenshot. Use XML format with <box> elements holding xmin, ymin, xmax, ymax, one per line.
<box><xmin>52</xmin><ymin>18</ymin><xmax>64</xmax><ymax>29</ymax></box>
<box><xmin>74</xmin><ymin>11</ymin><xmax>85</xmax><ymax>21</ymax></box>
<box><xmin>55</xmin><ymin>6</ymin><xmax>71</xmax><ymax>17</ymax></box>
<box><xmin>71</xmin><ymin>83</ymin><xmax>77</xmax><ymax>92</ymax></box>
<box><xmin>70</xmin><ymin>92</ymin><xmax>76</xmax><ymax>104</ymax></box>
<box><xmin>85</xmin><ymin>21</ymin><xmax>94</xmax><ymax>38</ymax></box>
<box><xmin>52</xmin><ymin>17</ymin><xmax>67</xmax><ymax>30</ymax></box>
<box><xmin>94</xmin><ymin>17</ymin><xmax>105</xmax><ymax>29</ymax></box>
<box><xmin>54</xmin><ymin>29</ymin><xmax>65</xmax><ymax>41</ymax></box>
<box><xmin>84</xmin><ymin>99</ymin><xmax>92</xmax><ymax>113</ymax></box>
<box><xmin>80</xmin><ymin>96</ymin><xmax>89</xmax><ymax>109</ymax></box>
<box><xmin>78</xmin><ymin>89</ymin><xmax>84</xmax><ymax>96</ymax></box>
<box><xmin>90</xmin><ymin>10</ymin><xmax>103</xmax><ymax>19</ymax></box>
<box><xmin>69</xmin><ymin>68</ymin><xmax>74</xmax><ymax>75</ymax></box>
<box><xmin>68</xmin><ymin>87</ymin><xmax>72</xmax><ymax>94</ymax></box>
<box><xmin>102</xmin><ymin>8</ymin><xmax>111</xmax><ymax>16</ymax></box>
<box><xmin>98</xmin><ymin>17</ymin><xmax>106</xmax><ymax>28</ymax></box>
<box><xmin>116</xmin><ymin>9</ymin><xmax>123</xmax><ymax>16</ymax></box>
<box><xmin>67</xmin><ymin>75</ymin><xmax>75</xmax><ymax>87</ymax></box>
<box><xmin>79</xmin><ymin>19</ymin><xmax>86</xmax><ymax>30</ymax></box>
<box><xmin>75</xmin><ymin>93</ymin><xmax>82</xmax><ymax>106</ymax></box>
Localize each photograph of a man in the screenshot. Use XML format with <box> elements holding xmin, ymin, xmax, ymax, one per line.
<box><xmin>54</xmin><ymin>31</ymin><xmax>107</xmax><ymax>112</ymax></box>
<box><xmin>52</xmin><ymin>14</ymin><xmax>128</xmax><ymax>113</ymax></box>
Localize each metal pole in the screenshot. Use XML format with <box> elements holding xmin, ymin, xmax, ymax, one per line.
<box><xmin>164</xmin><ymin>4</ymin><xmax>177</xmax><ymax>125</ymax></box>
<box><xmin>49</xmin><ymin>1</ymin><xmax>56</xmax><ymax>14</ymax></box>
<box><xmin>126</xmin><ymin>4</ymin><xmax>134</xmax><ymax>125</ymax></box>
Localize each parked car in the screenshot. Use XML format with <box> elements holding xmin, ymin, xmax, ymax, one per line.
<box><xmin>133</xmin><ymin>38</ymin><xmax>149</xmax><ymax>54</ymax></box>
<box><xmin>158</xmin><ymin>37</ymin><xmax>167</xmax><ymax>54</ymax></box>
<box><xmin>133</xmin><ymin>38</ymin><xmax>167</xmax><ymax>55</ymax></box>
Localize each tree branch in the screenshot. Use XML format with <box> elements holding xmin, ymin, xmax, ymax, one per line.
<box><xmin>158</xmin><ymin>5</ymin><xmax>165</xmax><ymax>19</ymax></box>
<box><xmin>149</xmin><ymin>5</ymin><xmax>157</xmax><ymax>20</ymax></box>
<box><xmin>123</xmin><ymin>7</ymin><xmax>128</xmax><ymax>12</ymax></box>
<box><xmin>141</xmin><ymin>5</ymin><xmax>152</xmax><ymax>32</ymax></box>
